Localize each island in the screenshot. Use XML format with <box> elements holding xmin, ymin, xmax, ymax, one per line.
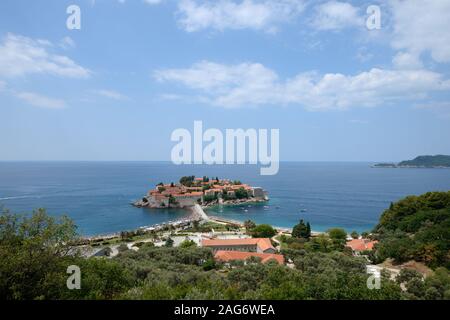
<box><xmin>373</xmin><ymin>155</ymin><xmax>450</xmax><ymax>168</ymax></box>
<box><xmin>133</xmin><ymin>176</ymin><xmax>269</xmax><ymax>209</ymax></box>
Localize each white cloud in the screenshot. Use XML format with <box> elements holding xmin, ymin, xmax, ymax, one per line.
<box><xmin>60</xmin><ymin>36</ymin><xmax>76</xmax><ymax>50</ymax></box>
<box><xmin>154</xmin><ymin>60</ymin><xmax>450</xmax><ymax>110</ymax></box>
<box><xmin>391</xmin><ymin>0</ymin><xmax>450</xmax><ymax>63</ymax></box>
<box><xmin>310</xmin><ymin>1</ymin><xmax>362</xmax><ymax>31</ymax></box>
<box><xmin>0</xmin><ymin>33</ymin><xmax>90</xmax><ymax>78</ymax></box>
<box><xmin>14</xmin><ymin>91</ymin><xmax>67</xmax><ymax>109</ymax></box>
<box><xmin>176</xmin><ymin>0</ymin><xmax>305</xmax><ymax>32</ymax></box>
<box><xmin>93</xmin><ymin>89</ymin><xmax>129</xmax><ymax>101</ymax></box>
<box><xmin>392</xmin><ymin>51</ymin><xmax>423</xmax><ymax>69</ymax></box>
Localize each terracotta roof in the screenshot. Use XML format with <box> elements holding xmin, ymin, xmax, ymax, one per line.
<box><xmin>202</xmin><ymin>238</ymin><xmax>275</xmax><ymax>252</ymax></box>
<box><xmin>346</xmin><ymin>239</ymin><xmax>378</xmax><ymax>251</ymax></box>
<box><xmin>214</xmin><ymin>250</ymin><xmax>284</xmax><ymax>264</ymax></box>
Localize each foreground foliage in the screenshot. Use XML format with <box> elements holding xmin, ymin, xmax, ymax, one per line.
<box><xmin>373</xmin><ymin>191</ymin><xmax>450</xmax><ymax>269</ymax></box>
<box><xmin>1</xmin><ymin>190</ymin><xmax>450</xmax><ymax>300</ymax></box>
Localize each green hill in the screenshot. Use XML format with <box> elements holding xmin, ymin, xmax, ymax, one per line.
<box><xmin>398</xmin><ymin>155</ymin><xmax>450</xmax><ymax>167</ymax></box>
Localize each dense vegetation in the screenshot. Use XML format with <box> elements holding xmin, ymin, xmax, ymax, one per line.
<box><xmin>372</xmin><ymin>191</ymin><xmax>450</xmax><ymax>269</ymax></box>
<box><xmin>1</xmin><ymin>191</ymin><xmax>449</xmax><ymax>300</ymax></box>
<box><xmin>398</xmin><ymin>155</ymin><xmax>450</xmax><ymax>167</ymax></box>
<box><xmin>0</xmin><ymin>208</ymin><xmax>401</xmax><ymax>300</ymax></box>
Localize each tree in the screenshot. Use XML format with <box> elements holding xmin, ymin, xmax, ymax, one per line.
<box><xmin>0</xmin><ymin>209</ymin><xmax>79</xmax><ymax>299</ymax></box>
<box><xmin>164</xmin><ymin>237</ymin><xmax>174</xmax><ymax>247</ymax></box>
<box><xmin>244</xmin><ymin>220</ymin><xmax>256</xmax><ymax>231</ymax></box>
<box><xmin>235</xmin><ymin>188</ymin><xmax>248</xmax><ymax>199</ymax></box>
<box><xmin>292</xmin><ymin>220</ymin><xmax>311</xmax><ymax>239</ymax></box>
<box><xmin>179</xmin><ymin>239</ymin><xmax>197</xmax><ymax>248</ymax></box>
<box><xmin>179</xmin><ymin>176</ymin><xmax>195</xmax><ymax>186</ymax></box>
<box><xmin>327</xmin><ymin>228</ymin><xmax>347</xmax><ymax>251</ymax></box>
<box><xmin>202</xmin><ymin>258</ymin><xmax>216</xmax><ymax>271</ymax></box>
<box><xmin>251</xmin><ymin>224</ymin><xmax>276</xmax><ymax>238</ymax></box>
<box><xmin>168</xmin><ymin>195</ymin><xmax>178</xmax><ymax>208</ymax></box>
<box><xmin>351</xmin><ymin>231</ymin><xmax>359</xmax><ymax>239</ymax></box>
<box><xmin>328</xmin><ymin>228</ymin><xmax>347</xmax><ymax>240</ymax></box>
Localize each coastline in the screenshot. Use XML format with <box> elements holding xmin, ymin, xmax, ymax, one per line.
<box><xmin>83</xmin><ymin>201</ymin><xmax>326</xmax><ymax>241</ymax></box>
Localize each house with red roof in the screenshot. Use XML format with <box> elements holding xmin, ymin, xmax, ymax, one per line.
<box><xmin>214</xmin><ymin>250</ymin><xmax>284</xmax><ymax>265</ymax></box>
<box><xmin>201</xmin><ymin>238</ymin><xmax>276</xmax><ymax>254</ymax></box>
<box><xmin>346</xmin><ymin>239</ymin><xmax>378</xmax><ymax>254</ymax></box>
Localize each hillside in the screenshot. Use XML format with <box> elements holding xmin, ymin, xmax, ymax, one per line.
<box><xmin>398</xmin><ymin>155</ymin><xmax>450</xmax><ymax>167</ymax></box>
<box><xmin>373</xmin><ymin>155</ymin><xmax>450</xmax><ymax>168</ymax></box>
<box><xmin>372</xmin><ymin>191</ymin><xmax>450</xmax><ymax>269</ymax></box>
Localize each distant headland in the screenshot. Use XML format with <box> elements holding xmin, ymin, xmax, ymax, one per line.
<box><xmin>134</xmin><ymin>176</ymin><xmax>268</xmax><ymax>209</ymax></box>
<box><xmin>373</xmin><ymin>155</ymin><xmax>450</xmax><ymax>168</ymax></box>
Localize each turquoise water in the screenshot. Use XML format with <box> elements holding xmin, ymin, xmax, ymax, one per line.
<box><xmin>1</xmin><ymin>161</ymin><xmax>450</xmax><ymax>235</ymax></box>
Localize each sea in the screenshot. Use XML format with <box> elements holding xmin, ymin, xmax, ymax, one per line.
<box><xmin>1</xmin><ymin>161</ymin><xmax>449</xmax><ymax>236</ymax></box>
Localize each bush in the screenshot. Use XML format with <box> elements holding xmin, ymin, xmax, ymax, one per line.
<box><xmin>251</xmin><ymin>224</ymin><xmax>276</xmax><ymax>238</ymax></box>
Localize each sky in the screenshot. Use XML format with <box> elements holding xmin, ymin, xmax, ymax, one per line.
<box><xmin>0</xmin><ymin>0</ymin><xmax>449</xmax><ymax>162</ymax></box>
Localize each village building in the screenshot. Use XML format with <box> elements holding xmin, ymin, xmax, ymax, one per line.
<box><xmin>201</xmin><ymin>238</ymin><xmax>277</xmax><ymax>254</ymax></box>
<box><xmin>346</xmin><ymin>239</ymin><xmax>378</xmax><ymax>254</ymax></box>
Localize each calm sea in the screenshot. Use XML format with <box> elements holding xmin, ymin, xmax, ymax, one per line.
<box><xmin>0</xmin><ymin>162</ymin><xmax>449</xmax><ymax>235</ymax></box>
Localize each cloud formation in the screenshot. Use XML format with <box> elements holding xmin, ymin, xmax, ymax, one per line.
<box><xmin>0</xmin><ymin>33</ymin><xmax>90</xmax><ymax>78</ymax></box>
<box><xmin>391</xmin><ymin>0</ymin><xmax>450</xmax><ymax>64</ymax></box>
<box><xmin>14</xmin><ymin>91</ymin><xmax>67</xmax><ymax>109</ymax></box>
<box><xmin>155</xmin><ymin>60</ymin><xmax>450</xmax><ymax>110</ymax></box>
<box><xmin>93</xmin><ymin>89</ymin><xmax>129</xmax><ymax>101</ymax></box>
<box><xmin>176</xmin><ymin>0</ymin><xmax>305</xmax><ymax>32</ymax></box>
<box><xmin>310</xmin><ymin>1</ymin><xmax>362</xmax><ymax>31</ymax></box>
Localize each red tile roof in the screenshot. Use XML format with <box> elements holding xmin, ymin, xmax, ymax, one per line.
<box><xmin>202</xmin><ymin>238</ymin><xmax>275</xmax><ymax>252</ymax></box>
<box><xmin>214</xmin><ymin>250</ymin><xmax>284</xmax><ymax>264</ymax></box>
<box><xmin>346</xmin><ymin>239</ymin><xmax>378</xmax><ymax>251</ymax></box>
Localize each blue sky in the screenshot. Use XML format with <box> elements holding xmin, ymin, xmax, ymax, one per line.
<box><xmin>0</xmin><ymin>0</ymin><xmax>449</xmax><ymax>162</ymax></box>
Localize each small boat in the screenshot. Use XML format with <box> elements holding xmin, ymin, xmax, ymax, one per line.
<box><xmin>300</xmin><ymin>209</ymin><xmax>307</xmax><ymax>212</ymax></box>
<box><xmin>276</xmin><ymin>206</ymin><xmax>280</xmax><ymax>209</ymax></box>
<box><xmin>244</xmin><ymin>209</ymin><xmax>248</xmax><ymax>212</ymax></box>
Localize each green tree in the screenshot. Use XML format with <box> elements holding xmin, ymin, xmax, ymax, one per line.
<box><xmin>244</xmin><ymin>220</ymin><xmax>256</xmax><ymax>231</ymax></box>
<box><xmin>327</xmin><ymin>228</ymin><xmax>347</xmax><ymax>251</ymax></box>
<box><xmin>0</xmin><ymin>209</ymin><xmax>78</xmax><ymax>299</ymax></box>
<box><xmin>179</xmin><ymin>239</ymin><xmax>197</xmax><ymax>248</ymax></box>
<box><xmin>251</xmin><ymin>224</ymin><xmax>276</xmax><ymax>238</ymax></box>
<box><xmin>328</xmin><ymin>228</ymin><xmax>347</xmax><ymax>240</ymax></box>
<box><xmin>164</xmin><ymin>237</ymin><xmax>174</xmax><ymax>247</ymax></box>
<box><xmin>168</xmin><ymin>195</ymin><xmax>178</xmax><ymax>208</ymax></box>
<box><xmin>292</xmin><ymin>220</ymin><xmax>311</xmax><ymax>239</ymax></box>
<box><xmin>351</xmin><ymin>231</ymin><xmax>359</xmax><ymax>239</ymax></box>
<box><xmin>179</xmin><ymin>176</ymin><xmax>195</xmax><ymax>186</ymax></box>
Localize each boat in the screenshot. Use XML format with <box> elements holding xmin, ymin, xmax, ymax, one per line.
<box><xmin>300</xmin><ymin>209</ymin><xmax>307</xmax><ymax>212</ymax></box>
